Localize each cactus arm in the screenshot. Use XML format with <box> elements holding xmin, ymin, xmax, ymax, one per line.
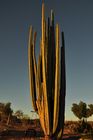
<box><xmin>51</xmin><ymin>10</ymin><xmax>54</xmax><ymax>26</ymax></box>
<box><xmin>44</xmin><ymin>20</ymin><xmax>48</xmax><ymax>74</ymax></box>
<box><xmin>56</xmin><ymin>32</ymin><xmax>66</xmax><ymax>139</ymax></box>
<box><xmin>36</xmin><ymin>84</ymin><xmax>46</xmax><ymax>134</ymax></box>
<box><xmin>36</xmin><ymin>40</ymin><xmax>43</xmax><ymax>102</ymax></box>
<box><xmin>47</xmin><ymin>12</ymin><xmax>56</xmax><ymax>133</ymax></box>
<box><xmin>36</xmin><ymin>42</ymin><xmax>46</xmax><ymax>134</ymax></box>
<box><xmin>32</xmin><ymin>31</ymin><xmax>39</xmax><ymax>97</ymax></box>
<box><xmin>28</xmin><ymin>26</ymin><xmax>38</xmax><ymax>112</ymax></box>
<box><xmin>51</xmin><ymin>11</ymin><xmax>55</xmax><ymax>99</ymax></box>
<box><xmin>41</xmin><ymin>39</ymin><xmax>50</xmax><ymax>134</ymax></box>
<box><xmin>61</xmin><ymin>32</ymin><xmax>66</xmax><ymax>127</ymax></box>
<box><xmin>59</xmin><ymin>32</ymin><xmax>66</xmax><ymax>138</ymax></box>
<box><xmin>61</xmin><ymin>32</ymin><xmax>66</xmax><ymax>97</ymax></box>
<box><xmin>53</xmin><ymin>24</ymin><xmax>60</xmax><ymax>133</ymax></box>
<box><xmin>33</xmin><ymin>32</ymin><xmax>37</xmax><ymax>79</ymax></box>
<box><xmin>41</xmin><ymin>2</ymin><xmax>50</xmax><ymax>134</ymax></box>
<box><xmin>42</xmin><ymin>2</ymin><xmax>45</xmax><ymax>44</ymax></box>
<box><xmin>36</xmin><ymin>40</ymin><xmax>48</xmax><ymax>135</ymax></box>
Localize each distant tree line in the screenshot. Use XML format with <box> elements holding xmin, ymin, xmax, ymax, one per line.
<box><xmin>0</xmin><ymin>102</ymin><xmax>31</xmax><ymax>126</ymax></box>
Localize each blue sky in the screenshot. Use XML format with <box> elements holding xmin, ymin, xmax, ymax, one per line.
<box><xmin>0</xmin><ymin>0</ymin><xmax>93</xmax><ymax>120</ymax></box>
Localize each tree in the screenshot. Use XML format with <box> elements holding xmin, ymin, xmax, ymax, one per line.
<box><xmin>71</xmin><ymin>101</ymin><xmax>92</xmax><ymax>121</ymax></box>
<box><xmin>0</xmin><ymin>102</ymin><xmax>13</xmax><ymax>124</ymax></box>
<box><xmin>4</xmin><ymin>102</ymin><xmax>13</xmax><ymax>125</ymax></box>
<box><xmin>4</xmin><ymin>102</ymin><xmax>13</xmax><ymax>116</ymax></box>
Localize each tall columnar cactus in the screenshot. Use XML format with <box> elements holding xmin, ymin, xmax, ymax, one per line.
<box><xmin>28</xmin><ymin>2</ymin><xmax>66</xmax><ymax>139</ymax></box>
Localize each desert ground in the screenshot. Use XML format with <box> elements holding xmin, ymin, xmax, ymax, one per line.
<box><xmin>1</xmin><ymin>120</ymin><xmax>93</xmax><ymax>140</ymax></box>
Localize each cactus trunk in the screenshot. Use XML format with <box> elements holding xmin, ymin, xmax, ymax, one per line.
<box><xmin>28</xmin><ymin>2</ymin><xmax>66</xmax><ymax>139</ymax></box>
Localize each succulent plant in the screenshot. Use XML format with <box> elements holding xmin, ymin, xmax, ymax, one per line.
<box><xmin>28</xmin><ymin>2</ymin><xmax>66</xmax><ymax>139</ymax></box>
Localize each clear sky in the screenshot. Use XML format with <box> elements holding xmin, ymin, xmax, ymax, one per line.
<box><xmin>0</xmin><ymin>0</ymin><xmax>93</xmax><ymax>120</ymax></box>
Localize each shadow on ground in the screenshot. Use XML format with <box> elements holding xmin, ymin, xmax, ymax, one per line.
<box><xmin>63</xmin><ymin>135</ymin><xmax>80</xmax><ymax>140</ymax></box>
<box><xmin>0</xmin><ymin>130</ymin><xmax>81</xmax><ymax>140</ymax></box>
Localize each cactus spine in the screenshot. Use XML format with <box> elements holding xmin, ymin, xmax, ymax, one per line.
<box><xmin>28</xmin><ymin>2</ymin><xmax>66</xmax><ymax>139</ymax></box>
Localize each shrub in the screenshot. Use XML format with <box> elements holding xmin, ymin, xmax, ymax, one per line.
<box><xmin>73</xmin><ymin>121</ymin><xmax>92</xmax><ymax>134</ymax></box>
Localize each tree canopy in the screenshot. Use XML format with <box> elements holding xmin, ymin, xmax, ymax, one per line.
<box><xmin>71</xmin><ymin>101</ymin><xmax>93</xmax><ymax>121</ymax></box>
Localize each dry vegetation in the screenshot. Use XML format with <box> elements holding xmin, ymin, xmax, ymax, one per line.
<box><xmin>0</xmin><ymin>120</ymin><xmax>93</xmax><ymax>136</ymax></box>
